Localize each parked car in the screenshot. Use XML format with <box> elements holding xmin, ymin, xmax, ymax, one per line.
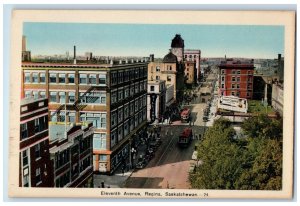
<box><xmin>136</xmin><ymin>161</ymin><xmax>146</xmax><ymax>169</ymax></box>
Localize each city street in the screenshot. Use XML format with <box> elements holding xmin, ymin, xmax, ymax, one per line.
<box><xmin>124</xmin><ymin>125</ymin><xmax>204</xmax><ymax>189</ymax></box>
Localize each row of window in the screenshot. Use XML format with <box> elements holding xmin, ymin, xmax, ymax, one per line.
<box><xmin>221</xmin><ymin>76</ymin><xmax>252</xmax><ymax>82</ymax></box>
<box><xmin>111</xmin><ymin>67</ymin><xmax>147</xmax><ymax>86</ymax></box>
<box><xmin>111</xmin><ymin>96</ymin><xmax>147</xmax><ymax>128</ymax></box>
<box><xmin>224</xmin><ymin>91</ymin><xmax>251</xmax><ymax>97</ymax></box>
<box><xmin>111</xmin><ymin>144</ymin><xmax>129</xmax><ymax>170</ymax></box>
<box><xmin>221</xmin><ymin>69</ymin><xmax>253</xmax><ymax>75</ymax></box>
<box><xmin>24</xmin><ymin>72</ymin><xmax>106</xmax><ymax>85</ymax></box>
<box><xmin>20</xmin><ymin>116</ymin><xmax>48</xmax><ymax>140</ymax></box>
<box><xmin>150</xmin><ymin>66</ymin><xmax>161</xmax><ymax>73</ymax></box>
<box><xmin>220</xmin><ymin>83</ymin><xmax>253</xmax><ymax>90</ymax></box>
<box><xmin>80</xmin><ymin>112</ymin><xmax>107</xmax><ymax>129</ymax></box>
<box><xmin>49</xmin><ymin>91</ymin><xmax>106</xmax><ymax>104</ymax></box>
<box><xmin>55</xmin><ymin>155</ymin><xmax>92</xmax><ymax>187</ymax></box>
<box><xmin>111</xmin><ymin>81</ymin><xmax>147</xmax><ymax>104</ymax></box>
<box><xmin>111</xmin><ymin>108</ymin><xmax>147</xmax><ymax>148</ymax></box>
<box><xmin>184</xmin><ymin>54</ymin><xmax>199</xmax><ymax>59</ymax></box>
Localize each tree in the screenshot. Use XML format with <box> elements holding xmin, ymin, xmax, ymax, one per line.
<box><xmin>190</xmin><ymin>118</ymin><xmax>245</xmax><ymax>189</ymax></box>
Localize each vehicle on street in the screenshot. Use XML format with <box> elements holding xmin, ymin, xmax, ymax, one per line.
<box><xmin>135</xmin><ymin>161</ymin><xmax>146</xmax><ymax>169</ymax></box>
<box><xmin>178</xmin><ymin>127</ymin><xmax>193</xmax><ymax>147</ymax></box>
<box><xmin>180</xmin><ymin>108</ymin><xmax>191</xmax><ymax>122</ymax></box>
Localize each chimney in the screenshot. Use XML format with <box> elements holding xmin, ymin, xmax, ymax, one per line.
<box><xmin>110</xmin><ymin>59</ymin><xmax>114</xmax><ymax>65</ymax></box>
<box><xmin>278</xmin><ymin>54</ymin><xmax>281</xmax><ymax>61</ymax></box>
<box><xmin>150</xmin><ymin>54</ymin><xmax>154</xmax><ymax>62</ymax></box>
<box><xmin>73</xmin><ymin>45</ymin><xmax>77</xmax><ymax>64</ymax></box>
<box><xmin>131</xmin><ymin>59</ymin><xmax>134</xmax><ymax>63</ymax></box>
<box><xmin>119</xmin><ymin>59</ymin><xmax>122</xmax><ymax>64</ymax></box>
<box><xmin>125</xmin><ymin>59</ymin><xmax>128</xmax><ymax>64</ymax></box>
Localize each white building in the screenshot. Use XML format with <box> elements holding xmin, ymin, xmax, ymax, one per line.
<box><xmin>147</xmin><ymin>80</ymin><xmax>167</xmax><ymax>122</ymax></box>
<box><xmin>271</xmin><ymin>83</ymin><xmax>283</xmax><ymax>115</ymax></box>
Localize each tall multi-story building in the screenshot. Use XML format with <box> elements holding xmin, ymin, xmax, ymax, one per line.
<box><xmin>218</xmin><ymin>58</ymin><xmax>254</xmax><ymax>99</ymax></box>
<box><xmin>147</xmin><ymin>80</ymin><xmax>166</xmax><ymax>122</ymax></box>
<box><xmin>184</xmin><ymin>61</ymin><xmax>196</xmax><ymax>85</ymax></box>
<box><xmin>20</xmin><ymin>97</ymin><xmax>53</xmax><ymax>187</ymax></box>
<box><xmin>49</xmin><ymin>122</ymin><xmax>94</xmax><ymax>187</ymax></box>
<box><xmin>21</xmin><ymin>61</ymin><xmax>148</xmax><ymax>174</ymax></box>
<box><xmin>184</xmin><ymin>49</ymin><xmax>201</xmax><ymax>82</ymax></box>
<box><xmin>22</xmin><ymin>36</ymin><xmax>31</xmax><ymax>62</ymax></box>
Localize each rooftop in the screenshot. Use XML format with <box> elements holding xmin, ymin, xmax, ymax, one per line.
<box><xmin>219</xmin><ymin>58</ymin><xmax>254</xmax><ymax>68</ymax></box>
<box><xmin>21</xmin><ymin>97</ymin><xmax>47</xmax><ymax>106</ymax></box>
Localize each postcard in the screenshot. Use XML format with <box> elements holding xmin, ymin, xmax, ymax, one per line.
<box><xmin>9</xmin><ymin>10</ymin><xmax>295</xmax><ymax>199</ymax></box>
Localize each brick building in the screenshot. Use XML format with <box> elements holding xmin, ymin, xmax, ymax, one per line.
<box><xmin>184</xmin><ymin>49</ymin><xmax>201</xmax><ymax>82</ymax></box>
<box><xmin>21</xmin><ymin>61</ymin><xmax>147</xmax><ymax>174</ymax></box>
<box><xmin>20</xmin><ymin>97</ymin><xmax>53</xmax><ymax>187</ymax></box>
<box><xmin>184</xmin><ymin>61</ymin><xmax>196</xmax><ymax>85</ymax></box>
<box><xmin>218</xmin><ymin>58</ymin><xmax>254</xmax><ymax>99</ymax></box>
<box><xmin>49</xmin><ymin>122</ymin><xmax>94</xmax><ymax>187</ymax></box>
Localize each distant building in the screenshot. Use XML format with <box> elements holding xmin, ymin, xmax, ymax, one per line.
<box><xmin>218</xmin><ymin>58</ymin><xmax>254</xmax><ymax>99</ymax></box>
<box><xmin>170</xmin><ymin>34</ymin><xmax>184</xmax><ymax>62</ymax></box>
<box><xmin>184</xmin><ymin>61</ymin><xmax>196</xmax><ymax>85</ymax></box>
<box><xmin>22</xmin><ymin>36</ymin><xmax>31</xmax><ymax>62</ymax></box>
<box><xmin>184</xmin><ymin>49</ymin><xmax>201</xmax><ymax>81</ymax></box>
<box><xmin>277</xmin><ymin>54</ymin><xmax>284</xmax><ymax>83</ymax></box>
<box><xmin>49</xmin><ymin>122</ymin><xmax>94</xmax><ymax>187</ymax></box>
<box><xmin>21</xmin><ymin>61</ymin><xmax>148</xmax><ymax>174</ymax></box>
<box><xmin>147</xmin><ymin>80</ymin><xmax>166</xmax><ymax>122</ymax></box>
<box><xmin>271</xmin><ymin>82</ymin><xmax>283</xmax><ymax>116</ymax></box>
<box><xmin>20</xmin><ymin>97</ymin><xmax>53</xmax><ymax>187</ymax></box>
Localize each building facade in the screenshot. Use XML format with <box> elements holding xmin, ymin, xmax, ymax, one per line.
<box><xmin>184</xmin><ymin>49</ymin><xmax>201</xmax><ymax>81</ymax></box>
<box><xmin>218</xmin><ymin>59</ymin><xmax>254</xmax><ymax>99</ymax></box>
<box><xmin>147</xmin><ymin>80</ymin><xmax>166</xmax><ymax>122</ymax></box>
<box><xmin>21</xmin><ymin>62</ymin><xmax>148</xmax><ymax>174</ymax></box>
<box><xmin>184</xmin><ymin>61</ymin><xmax>196</xmax><ymax>85</ymax></box>
<box><xmin>20</xmin><ymin>97</ymin><xmax>53</xmax><ymax>187</ymax></box>
<box><xmin>271</xmin><ymin>82</ymin><xmax>283</xmax><ymax>116</ymax></box>
<box><xmin>49</xmin><ymin>122</ymin><xmax>94</xmax><ymax>187</ymax></box>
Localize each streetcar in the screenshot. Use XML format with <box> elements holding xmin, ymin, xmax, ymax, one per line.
<box><xmin>178</xmin><ymin>127</ymin><xmax>193</xmax><ymax>147</ymax></box>
<box><xmin>180</xmin><ymin>108</ymin><xmax>191</xmax><ymax>122</ymax></box>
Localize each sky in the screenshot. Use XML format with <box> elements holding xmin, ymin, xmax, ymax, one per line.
<box><xmin>23</xmin><ymin>22</ymin><xmax>284</xmax><ymax>59</ymax></box>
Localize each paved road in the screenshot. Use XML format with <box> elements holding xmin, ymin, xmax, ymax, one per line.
<box><xmin>124</xmin><ymin>125</ymin><xmax>204</xmax><ymax>189</ymax></box>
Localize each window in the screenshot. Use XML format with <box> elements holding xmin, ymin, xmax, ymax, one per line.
<box><xmin>40</xmin><ymin>91</ymin><xmax>46</xmax><ymax>99</ymax></box>
<box><xmin>124</xmin><ymin>121</ymin><xmax>129</xmax><ymax>136</ymax></box>
<box><xmin>221</xmin><ymin>69</ymin><xmax>225</xmax><ymax>74</ymax></box>
<box><xmin>80</xmin><ymin>92</ymin><xmax>106</xmax><ymax>104</ymax></box>
<box><xmin>79</xmin><ymin>74</ymin><xmax>87</xmax><ymax>84</ymax></box>
<box><xmin>231</xmin><ymin>84</ymin><xmax>235</xmax><ymax>89</ymax></box>
<box><xmin>22</xmin><ymin>150</ymin><xmax>28</xmax><ymax>166</ymax></box>
<box><xmin>231</xmin><ymin>91</ymin><xmax>235</xmax><ymax>96</ymax></box>
<box><xmin>156</xmin><ymin>76</ymin><xmax>160</xmax><ymax>80</ymax></box>
<box><xmin>247</xmin><ymin>84</ymin><xmax>252</xmax><ymax>90</ymax></box>
<box><xmin>68</xmin><ymin>92</ymin><xmax>75</xmax><ymax>103</ymax></box>
<box><xmin>111</xmin><ymin>91</ymin><xmax>117</xmax><ymax>104</ymax></box>
<box><xmin>130</xmin><ymin>102</ymin><xmax>134</xmax><ymax>115</ymax></box>
<box><xmin>35</xmin><ymin>143</ymin><xmax>41</xmax><ymax>159</ymax></box>
<box><xmin>68</xmin><ymin>74</ymin><xmax>75</xmax><ymax>84</ymax></box>
<box><xmin>248</xmin><ymin>70</ymin><xmax>252</xmax><ymax>74</ymax></box>
<box><xmin>111</xmin><ymin>111</ymin><xmax>117</xmax><ymax>127</ymax></box>
<box><xmin>80</xmin><ymin>113</ymin><xmax>106</xmax><ymax>129</ymax></box>
<box><xmin>34</xmin><ymin>118</ymin><xmax>40</xmax><ymax>133</ymax></box>
<box><xmin>135</xmin><ymin>100</ymin><xmax>138</xmax><ymax>112</ymax></box>
<box><xmin>93</xmin><ymin>133</ymin><xmax>107</xmax><ymax>150</ymax></box>
<box><xmin>111</xmin><ymin>72</ymin><xmax>118</xmax><ymax>85</ymax></box>
<box><xmin>118</xmin><ymin>89</ymin><xmax>123</xmax><ymax>101</ymax></box>
<box><xmin>99</xmin><ymin>155</ymin><xmax>107</xmax><ymax>161</ymax></box>
<box><xmin>89</xmin><ymin>74</ymin><xmax>97</xmax><ymax>84</ymax></box>
<box><xmin>124</xmin><ymin>104</ymin><xmax>129</xmax><ymax>119</ymax></box>
<box><xmin>33</xmin><ymin>91</ymin><xmax>39</xmax><ymax>100</ymax></box>
<box><xmin>21</xmin><ymin>123</ymin><xmax>28</xmax><ymax>140</ymax></box>
<box><xmin>167</xmin><ymin>75</ymin><xmax>171</xmax><ymax>81</ymax></box>
<box><xmin>50</xmin><ymin>92</ymin><xmax>57</xmax><ymax>103</ymax></box>
<box><xmin>49</xmin><ymin>73</ymin><xmax>57</xmax><ymax>83</ymax></box>
<box><xmin>118</xmin><ymin>126</ymin><xmax>123</xmax><ymax>142</ymax></box>
<box><xmin>118</xmin><ymin>108</ymin><xmax>123</xmax><ymax>122</ymax></box>
<box><xmin>156</xmin><ymin>66</ymin><xmax>160</xmax><ymax>72</ymax></box>
<box><xmin>23</xmin><ymin>173</ymin><xmax>29</xmax><ymax>187</ymax></box>
<box><xmin>237</xmin><ymin>70</ymin><xmax>241</xmax><ymax>74</ymax></box>
<box><xmin>59</xmin><ymin>74</ymin><xmax>65</xmax><ymax>83</ymax></box>
<box><xmin>124</xmin><ymin>87</ymin><xmax>129</xmax><ymax>99</ymax></box>
<box><xmin>237</xmin><ymin>84</ymin><xmax>240</xmax><ymax>89</ymax></box>
<box><xmin>237</xmin><ymin>77</ymin><xmax>240</xmax><ymax>82</ymax></box>
<box><xmin>232</xmin><ymin>76</ymin><xmax>236</xmax><ymax>82</ymax></box>
<box><xmin>111</xmin><ymin>130</ymin><xmax>117</xmax><ymax>148</ymax></box>
<box><xmin>36</xmin><ymin>168</ymin><xmax>41</xmax><ymax>184</ymax></box>
<box><xmin>150</xmin><ymin>86</ymin><xmax>155</xmax><ymax>91</ymax></box>
<box><xmin>130</xmin><ymin>86</ymin><xmax>134</xmax><ymax>96</ymax></box>
<box><xmin>118</xmin><ymin>72</ymin><xmax>124</xmax><ymax>83</ymax></box>
<box><xmin>248</xmin><ymin>77</ymin><xmax>252</xmax><ymax>82</ymax></box>
<box><xmin>50</xmin><ymin>112</ymin><xmax>57</xmax><ymax>122</ymax></box>
<box><xmin>32</xmin><ymin>73</ymin><xmax>38</xmax><ymax>83</ymax></box>
<box><xmin>24</xmin><ymin>72</ymin><xmax>30</xmax><ymax>83</ymax></box>
<box><xmin>68</xmin><ymin>112</ymin><xmax>75</xmax><ymax>123</ymax></box>
<box><xmin>135</xmin><ymin>84</ymin><xmax>139</xmax><ymax>93</ymax></box>
<box><xmin>232</xmin><ymin>70</ymin><xmax>236</xmax><ymax>74</ymax></box>
<box><xmin>221</xmin><ymin>84</ymin><xmax>224</xmax><ymax>89</ymax></box>
<box><xmin>25</xmin><ymin>91</ymin><xmax>31</xmax><ymax>98</ymax></box>
<box><xmin>59</xmin><ymin>92</ymin><xmax>66</xmax><ymax>103</ymax></box>
<box><xmin>221</xmin><ymin>76</ymin><xmax>225</xmax><ymax>82</ymax></box>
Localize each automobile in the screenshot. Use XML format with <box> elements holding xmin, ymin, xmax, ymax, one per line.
<box><xmin>135</xmin><ymin>161</ymin><xmax>146</xmax><ymax>169</ymax></box>
<box><xmin>203</xmin><ymin>116</ymin><xmax>209</xmax><ymax>122</ymax></box>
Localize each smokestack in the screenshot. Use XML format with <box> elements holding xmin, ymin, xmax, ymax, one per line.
<box><xmin>125</xmin><ymin>59</ymin><xmax>128</xmax><ymax>64</ymax></box>
<box><xmin>119</xmin><ymin>59</ymin><xmax>122</xmax><ymax>64</ymax></box>
<box><xmin>131</xmin><ymin>59</ymin><xmax>134</xmax><ymax>63</ymax></box>
<box><xmin>150</xmin><ymin>54</ymin><xmax>154</xmax><ymax>62</ymax></box>
<box><xmin>73</xmin><ymin>45</ymin><xmax>77</xmax><ymax>64</ymax></box>
<box><xmin>278</xmin><ymin>54</ymin><xmax>281</xmax><ymax>61</ymax></box>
